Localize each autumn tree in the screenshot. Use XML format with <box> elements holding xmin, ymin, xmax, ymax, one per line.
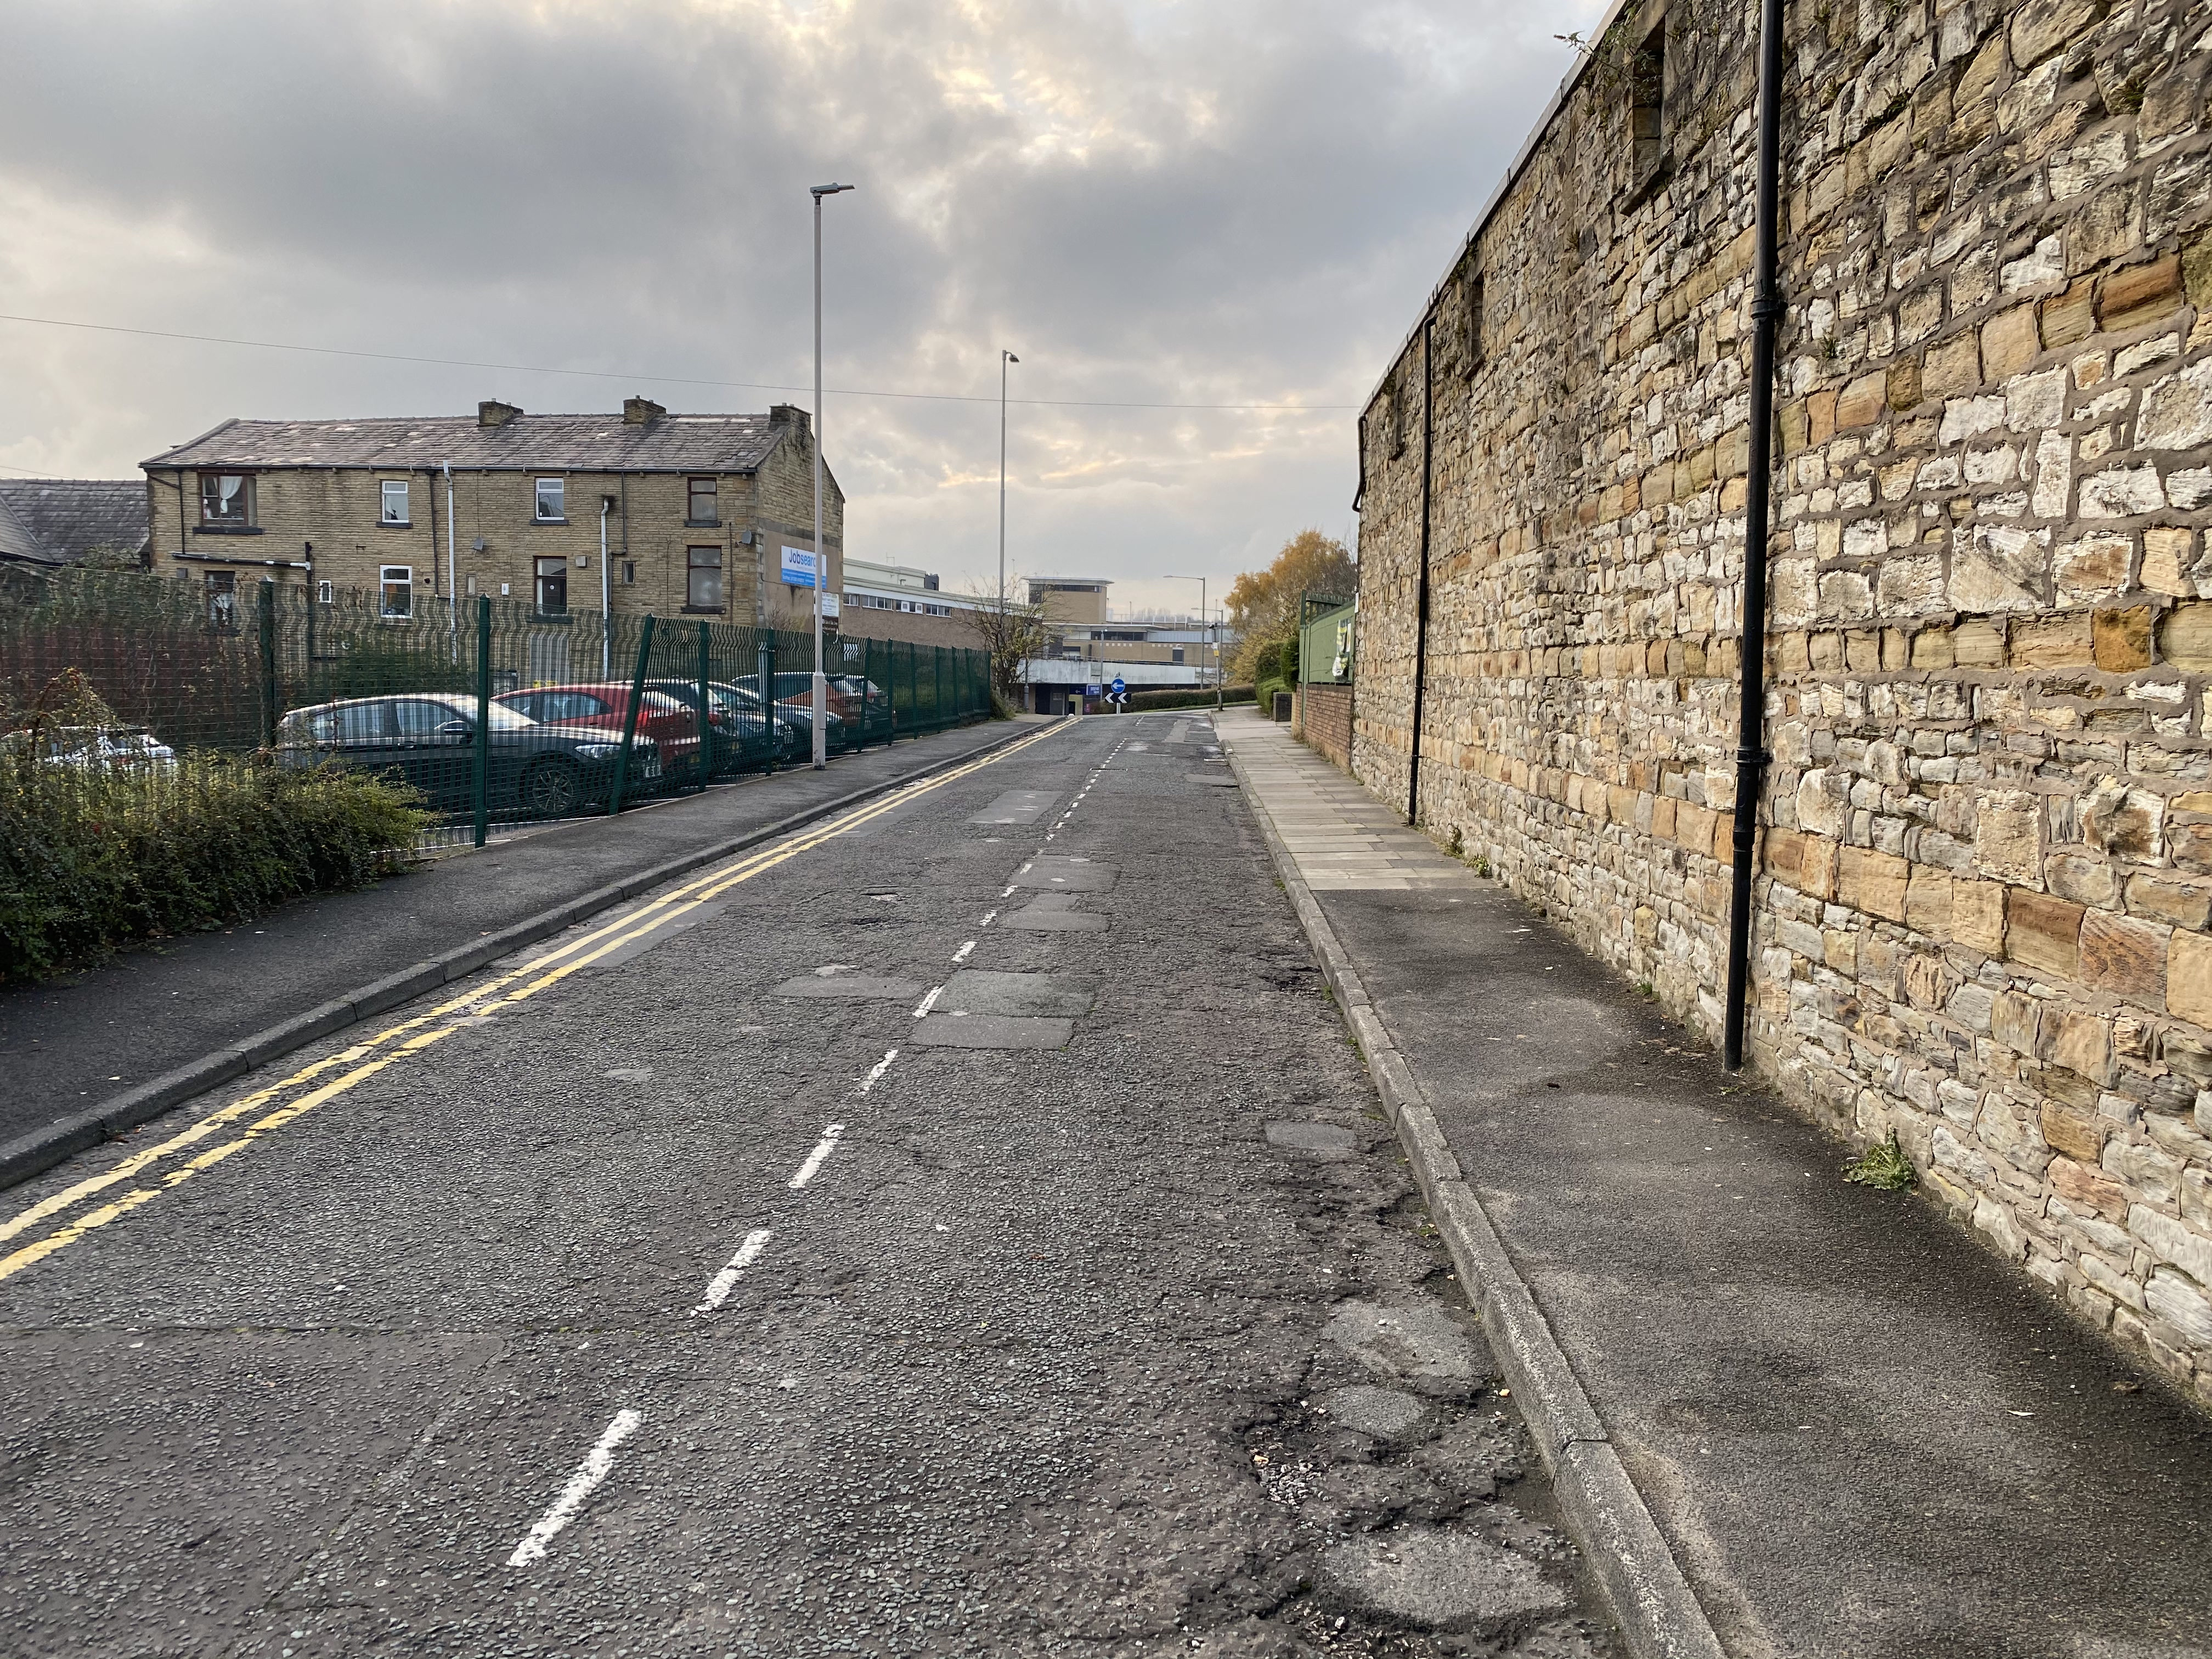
<box><xmin>1223</xmin><ymin>530</ymin><xmax>1356</xmax><ymax>685</ymax></box>
<box><xmin>960</xmin><ymin>581</ymin><xmax>1056</xmax><ymax>709</ymax></box>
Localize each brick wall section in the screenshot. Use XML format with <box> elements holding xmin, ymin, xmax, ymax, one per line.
<box><xmin>1301</xmin><ymin>683</ymin><xmax>1356</xmax><ymax>771</ymax></box>
<box><xmin>1353</xmin><ymin>0</ymin><xmax>2212</xmax><ymax>1399</ymax></box>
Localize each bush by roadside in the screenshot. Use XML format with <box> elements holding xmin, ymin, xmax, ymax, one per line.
<box><xmin>1123</xmin><ymin>684</ymin><xmax>1255</xmax><ymax>713</ymax></box>
<box><xmin>2</xmin><ymin>673</ymin><xmax>430</xmax><ymax>982</ymax></box>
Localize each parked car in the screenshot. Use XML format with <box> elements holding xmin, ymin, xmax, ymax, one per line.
<box><xmin>641</xmin><ymin>679</ymin><xmax>800</xmax><ymax>772</ymax></box>
<box><xmin>494</xmin><ymin>683</ymin><xmax>701</xmax><ymax>769</ymax></box>
<box><xmin>730</xmin><ymin>673</ymin><xmax>856</xmax><ymax>750</ymax></box>
<box><xmin>275</xmin><ymin>694</ymin><xmax>659</xmax><ymax>816</ymax></box>
<box><xmin>8</xmin><ymin>725</ymin><xmax>178</xmax><ymax>775</ymax></box>
<box><xmin>827</xmin><ymin>674</ymin><xmax>894</xmax><ymax>743</ymax></box>
<box><xmin>721</xmin><ymin>676</ymin><xmax>840</xmax><ymax>752</ymax></box>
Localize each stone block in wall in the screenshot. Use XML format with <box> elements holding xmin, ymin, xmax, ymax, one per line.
<box><xmin>1838</xmin><ymin>847</ymin><xmax>1911</xmax><ymax>922</ymax></box>
<box><xmin>1983</xmin><ymin>305</ymin><xmax>2044</xmax><ymax>380</ymax></box>
<box><xmin>2042</xmin><ymin>1104</ymin><xmax>2108</xmax><ymax>1163</ymax></box>
<box><xmin>2008</xmin><ymin>888</ymin><xmax>2085</xmax><ymax>978</ymax></box>
<box><xmin>2142</xmin><ymin>528</ymin><xmax>2199</xmax><ymax>596</ymax></box>
<box><xmin>1976</xmin><ymin>791</ymin><xmax>2045</xmax><ymax>884</ymax></box>
<box><xmin>2092</xmin><ymin>606</ymin><xmax>2154</xmax><ymax>671</ymax></box>
<box><xmin>2101</xmin><ymin>254</ymin><xmax>2184</xmax><ymax>332</ymax></box>
<box><xmin>2044</xmin><ymin>277</ymin><xmax>2098</xmax><ymax>348</ymax></box>
<box><xmin>2169</xmin><ymin>929</ymin><xmax>2212</xmax><ymax>1028</ymax></box>
<box><xmin>2160</xmin><ymin>600</ymin><xmax>2212</xmax><ymax>669</ymax></box>
<box><xmin>2080</xmin><ymin>911</ymin><xmax>2171</xmax><ymax>1004</ymax></box>
<box><xmin>2128</xmin><ymin>873</ymin><xmax>2212</xmax><ymax>930</ymax></box>
<box><xmin>1955</xmin><ymin>618</ymin><xmax>2007</xmax><ymax>667</ymax></box>
<box><xmin>2052</xmin><ymin>1155</ymin><xmax>2131</xmax><ymax>1221</ymax></box>
<box><xmin>2009</xmin><ymin>613</ymin><xmax>2094</xmax><ymax>667</ymax></box>
<box><xmin>1956</xmin><ymin>878</ymin><xmax>2008</xmax><ymax>954</ymax></box>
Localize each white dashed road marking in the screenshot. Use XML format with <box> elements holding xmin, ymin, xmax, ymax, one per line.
<box><xmin>691</xmin><ymin>1228</ymin><xmax>775</xmax><ymax>1316</ymax></box>
<box><xmin>952</xmin><ymin>940</ymin><xmax>976</xmax><ymax>963</ymax></box>
<box><xmin>507</xmin><ymin>1409</ymin><xmax>642</xmax><ymax>1567</ymax></box>
<box><xmin>858</xmin><ymin>1049</ymin><xmax>899</xmax><ymax>1093</ymax></box>
<box><xmin>788</xmin><ymin>1124</ymin><xmax>845</xmax><ymax>1190</ymax></box>
<box><xmin>911</xmin><ymin>985</ymin><xmax>944</xmax><ymax>1019</ymax></box>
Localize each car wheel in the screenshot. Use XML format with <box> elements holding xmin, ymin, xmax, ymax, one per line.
<box><xmin>522</xmin><ymin>757</ymin><xmax>583</xmax><ymax>817</ymax></box>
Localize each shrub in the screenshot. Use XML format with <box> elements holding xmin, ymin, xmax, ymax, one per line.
<box><xmin>1122</xmin><ymin>684</ymin><xmax>1257</xmax><ymax>712</ymax></box>
<box><xmin>0</xmin><ymin>746</ymin><xmax>430</xmax><ymax>983</ymax></box>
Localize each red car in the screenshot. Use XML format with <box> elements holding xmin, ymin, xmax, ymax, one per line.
<box><xmin>494</xmin><ymin>683</ymin><xmax>702</xmax><ymax>766</ymax></box>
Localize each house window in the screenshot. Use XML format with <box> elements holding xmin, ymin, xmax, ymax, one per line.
<box><xmin>380</xmin><ymin>479</ymin><xmax>410</xmax><ymax>525</ymax></box>
<box><xmin>622</xmin><ymin>560</ymin><xmax>636</xmax><ymax>585</ymax></box>
<box><xmin>205</xmin><ymin>571</ymin><xmax>239</xmax><ymax>632</ymax></box>
<box><xmin>687</xmin><ymin>477</ymin><xmax>718</xmax><ymax>525</ymax></box>
<box><xmin>1630</xmin><ymin>24</ymin><xmax>1665</xmax><ymax>182</ymax></box>
<box><xmin>534</xmin><ymin>477</ymin><xmax>566</xmax><ymax>522</ymax></box>
<box><xmin>380</xmin><ymin>565</ymin><xmax>414</xmax><ymax>619</ymax></box>
<box><xmin>687</xmin><ymin>545</ymin><xmax>723</xmax><ymax>610</ymax></box>
<box><xmin>317</xmin><ymin>580</ymin><xmax>335</xmax><ymax>604</ymax></box>
<box><xmin>1172</xmin><ymin>646</ymin><xmax>1186</xmax><ymax>664</ymax></box>
<box><xmin>198</xmin><ymin>473</ymin><xmax>253</xmax><ymax>527</ymax></box>
<box><xmin>534</xmin><ymin>556</ymin><xmax>568</xmax><ymax>614</ymax></box>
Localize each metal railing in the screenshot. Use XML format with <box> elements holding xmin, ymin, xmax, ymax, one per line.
<box><xmin>1</xmin><ymin>566</ymin><xmax>994</xmax><ymax>849</ymax></box>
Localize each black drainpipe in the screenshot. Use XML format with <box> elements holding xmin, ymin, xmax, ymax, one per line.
<box><xmin>1406</xmin><ymin>317</ymin><xmax>1435</xmax><ymax>825</ymax></box>
<box><xmin>1723</xmin><ymin>0</ymin><xmax>1787</xmax><ymax>1073</ymax></box>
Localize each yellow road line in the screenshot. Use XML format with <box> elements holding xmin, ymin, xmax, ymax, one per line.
<box><xmin>0</xmin><ymin>723</ymin><xmax>1068</xmax><ymax>1283</ymax></box>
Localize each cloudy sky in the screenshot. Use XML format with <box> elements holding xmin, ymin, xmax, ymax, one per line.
<box><xmin>0</xmin><ymin>0</ymin><xmax>1602</xmax><ymax>617</ymax></box>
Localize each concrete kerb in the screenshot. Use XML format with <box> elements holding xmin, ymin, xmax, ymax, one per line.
<box><xmin>0</xmin><ymin>720</ymin><xmax>1050</xmax><ymax>1195</ymax></box>
<box><xmin>1220</xmin><ymin>732</ymin><xmax>1728</xmax><ymax>1659</ymax></box>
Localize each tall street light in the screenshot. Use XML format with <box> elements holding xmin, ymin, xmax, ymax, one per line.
<box><xmin>809</xmin><ymin>181</ymin><xmax>855</xmax><ymax>769</ymax></box>
<box><xmin>1164</xmin><ymin>575</ymin><xmax>1220</xmax><ymax>710</ymax></box>
<box><xmin>999</xmin><ymin>349</ymin><xmax>1018</xmax><ymax>611</ymax></box>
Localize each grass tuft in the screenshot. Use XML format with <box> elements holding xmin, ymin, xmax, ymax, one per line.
<box><xmin>1843</xmin><ymin>1130</ymin><xmax>1917</xmax><ymax>1192</ymax></box>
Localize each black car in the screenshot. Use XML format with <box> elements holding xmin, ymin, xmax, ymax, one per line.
<box><xmin>727</xmin><ymin>674</ymin><xmax>850</xmax><ymax>750</ymax></box>
<box><xmin>276</xmin><ymin>693</ymin><xmax>661</xmax><ymax>817</ymax></box>
<box><xmin>640</xmin><ymin>679</ymin><xmax>802</xmax><ymax>772</ymax></box>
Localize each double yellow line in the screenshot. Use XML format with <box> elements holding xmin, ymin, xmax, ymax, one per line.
<box><xmin>0</xmin><ymin>723</ymin><xmax>1069</xmax><ymax>1288</ymax></box>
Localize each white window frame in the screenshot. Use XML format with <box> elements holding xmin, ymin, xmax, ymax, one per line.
<box><xmin>317</xmin><ymin>580</ymin><xmax>335</xmax><ymax>604</ymax></box>
<box><xmin>380</xmin><ymin>564</ymin><xmax>414</xmax><ymax>620</ymax></box>
<box><xmin>380</xmin><ymin>479</ymin><xmax>410</xmax><ymax>525</ymax></box>
<box><xmin>534</xmin><ymin>477</ymin><xmax>566</xmax><ymax>522</ymax></box>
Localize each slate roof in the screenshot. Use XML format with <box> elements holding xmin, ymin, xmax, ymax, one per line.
<box><xmin>0</xmin><ymin>487</ymin><xmax>50</xmax><ymax>566</ymax></box>
<box><xmin>142</xmin><ymin>413</ymin><xmax>798</xmax><ymax>475</ymax></box>
<box><xmin>0</xmin><ymin>479</ymin><xmax>149</xmax><ymax>565</ymax></box>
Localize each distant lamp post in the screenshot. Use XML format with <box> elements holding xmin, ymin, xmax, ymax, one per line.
<box><xmin>809</xmin><ymin>181</ymin><xmax>856</xmax><ymax>769</ymax></box>
<box><xmin>1164</xmin><ymin>575</ymin><xmax>1219</xmax><ymax>710</ymax></box>
<box><xmin>999</xmin><ymin>350</ymin><xmax>1019</xmax><ymax>613</ymax></box>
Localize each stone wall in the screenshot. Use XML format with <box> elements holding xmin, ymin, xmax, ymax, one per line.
<box><xmin>1353</xmin><ymin>0</ymin><xmax>2212</xmax><ymax>1399</ymax></box>
<box><xmin>1300</xmin><ymin>683</ymin><xmax>1356</xmax><ymax>771</ymax></box>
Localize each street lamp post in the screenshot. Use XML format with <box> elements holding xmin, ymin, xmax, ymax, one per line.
<box><xmin>809</xmin><ymin>181</ymin><xmax>855</xmax><ymax>769</ymax></box>
<box><xmin>999</xmin><ymin>350</ymin><xmax>1018</xmax><ymax>612</ymax></box>
<box><xmin>1164</xmin><ymin>575</ymin><xmax>1217</xmax><ymax>709</ymax></box>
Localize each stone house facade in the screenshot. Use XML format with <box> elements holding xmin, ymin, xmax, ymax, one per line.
<box><xmin>1353</xmin><ymin>0</ymin><xmax>2212</xmax><ymax>1398</ymax></box>
<box><xmin>141</xmin><ymin>397</ymin><xmax>843</xmax><ymax>635</ymax></box>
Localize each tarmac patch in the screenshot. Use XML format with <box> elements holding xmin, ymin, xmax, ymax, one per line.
<box><xmin>1010</xmin><ymin>857</ymin><xmax>1117</xmax><ymax>893</ymax></box>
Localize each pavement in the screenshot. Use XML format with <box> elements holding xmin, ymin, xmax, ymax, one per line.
<box><xmin>0</xmin><ymin>710</ymin><xmax>1620</xmax><ymax>1658</ymax></box>
<box><xmin>1221</xmin><ymin>708</ymin><xmax>2212</xmax><ymax>1659</ymax></box>
<box><xmin>0</xmin><ymin>723</ymin><xmax>1024</xmax><ymax>1148</ymax></box>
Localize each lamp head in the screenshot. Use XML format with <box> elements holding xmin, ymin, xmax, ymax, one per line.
<box><xmin>1005</xmin><ymin>351</ymin><xmax>1019</xmax><ymax>363</ymax></box>
<box><xmin>810</xmin><ymin>182</ymin><xmax>856</xmax><ymax>198</ymax></box>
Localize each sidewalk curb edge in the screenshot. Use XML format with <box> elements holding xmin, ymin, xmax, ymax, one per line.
<box><xmin>1</xmin><ymin>720</ymin><xmax>1047</xmax><ymax>1195</ymax></box>
<box><xmin>1220</xmin><ymin>725</ymin><xmax>1729</xmax><ymax>1659</ymax></box>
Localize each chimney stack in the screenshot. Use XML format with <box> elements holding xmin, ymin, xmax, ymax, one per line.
<box><xmin>623</xmin><ymin>396</ymin><xmax>667</xmax><ymax>425</ymax></box>
<box><xmin>769</xmin><ymin>403</ymin><xmax>811</xmax><ymax>433</ymax></box>
<box><xmin>478</xmin><ymin>399</ymin><xmax>522</xmax><ymax>428</ymax></box>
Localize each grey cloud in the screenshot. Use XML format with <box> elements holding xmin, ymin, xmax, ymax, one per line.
<box><xmin>1</xmin><ymin>0</ymin><xmax>1602</xmax><ymax>605</ymax></box>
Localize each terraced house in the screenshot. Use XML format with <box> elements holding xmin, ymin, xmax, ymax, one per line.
<box><xmin>140</xmin><ymin>396</ymin><xmax>843</xmax><ymax>632</ymax></box>
<box><xmin>1353</xmin><ymin>0</ymin><xmax>2212</xmax><ymax>1399</ymax></box>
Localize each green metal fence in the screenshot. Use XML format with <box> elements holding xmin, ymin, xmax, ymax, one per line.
<box><xmin>1299</xmin><ymin>599</ymin><xmax>1356</xmax><ymax>685</ymax></box>
<box><xmin>0</xmin><ymin>565</ymin><xmax>994</xmax><ymax>850</ymax></box>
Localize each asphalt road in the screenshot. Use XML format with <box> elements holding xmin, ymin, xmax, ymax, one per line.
<box><xmin>0</xmin><ymin>714</ymin><xmax>1615</xmax><ymax>1659</ymax></box>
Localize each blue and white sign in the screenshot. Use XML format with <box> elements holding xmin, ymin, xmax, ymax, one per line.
<box><xmin>780</xmin><ymin>544</ymin><xmax>818</xmax><ymax>588</ymax></box>
<box><xmin>1086</xmin><ymin>683</ymin><xmax>1103</xmax><ymax>698</ymax></box>
<box><xmin>1110</xmin><ymin>676</ymin><xmax>1126</xmax><ymax>697</ymax></box>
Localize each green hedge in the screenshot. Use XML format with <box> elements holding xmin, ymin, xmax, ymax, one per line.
<box><xmin>1121</xmin><ymin>684</ymin><xmax>1256</xmax><ymax>713</ymax></box>
<box><xmin>1</xmin><ymin>756</ymin><xmax>430</xmax><ymax>983</ymax></box>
